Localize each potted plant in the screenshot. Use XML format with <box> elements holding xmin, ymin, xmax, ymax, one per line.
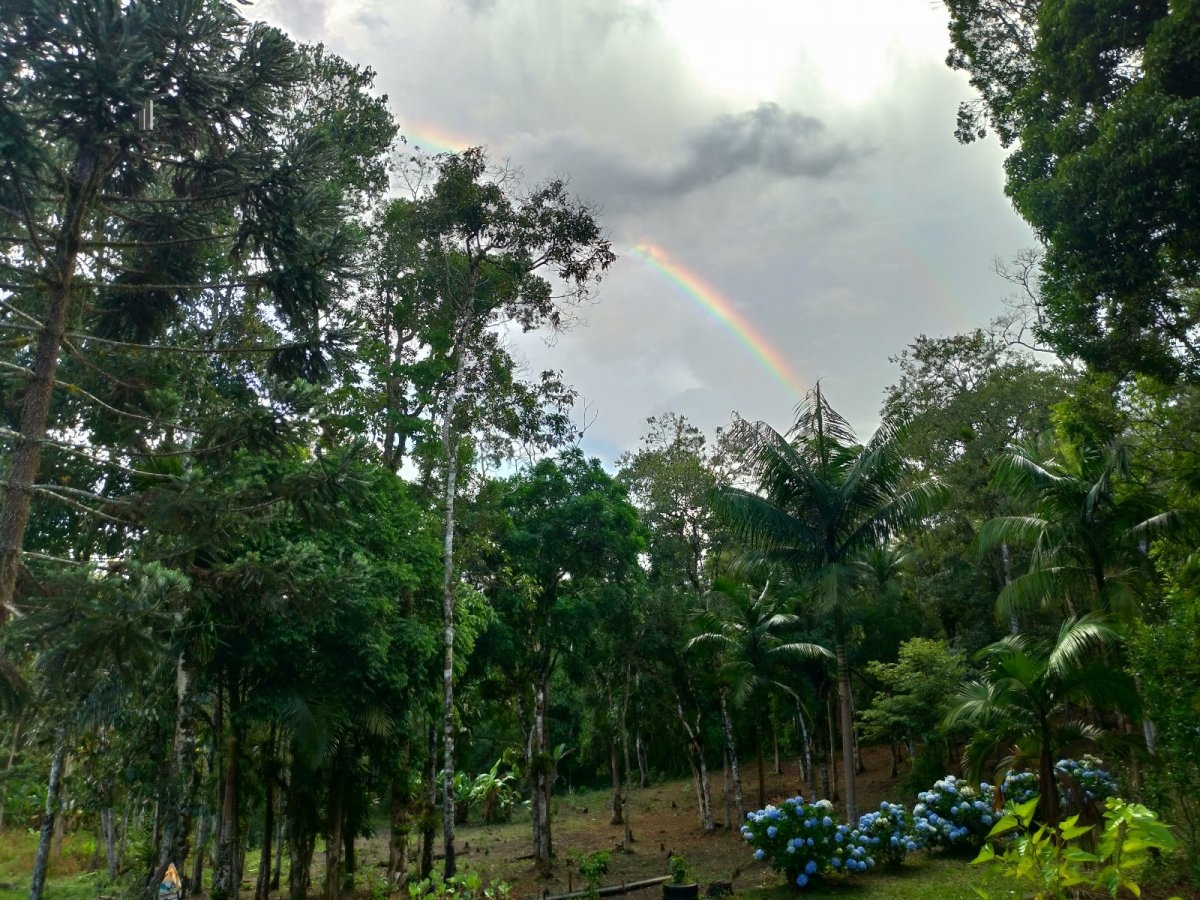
<box><xmin>663</xmin><ymin>854</ymin><xmax>699</xmax><ymax>900</ymax></box>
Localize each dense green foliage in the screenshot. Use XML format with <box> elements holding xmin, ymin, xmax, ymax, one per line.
<box><xmin>945</xmin><ymin>0</ymin><xmax>1200</xmax><ymax>381</ymax></box>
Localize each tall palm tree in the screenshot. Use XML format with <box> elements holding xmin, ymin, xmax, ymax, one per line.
<box><xmin>979</xmin><ymin>435</ymin><xmax>1175</xmax><ymax>626</ymax></box>
<box><xmin>687</xmin><ymin>576</ymin><xmax>830</xmax><ymax>810</ymax></box>
<box><xmin>713</xmin><ymin>386</ymin><xmax>944</xmax><ymax>822</ymax></box>
<box><xmin>945</xmin><ymin>615</ymin><xmax>1140</xmax><ymax>827</ymax></box>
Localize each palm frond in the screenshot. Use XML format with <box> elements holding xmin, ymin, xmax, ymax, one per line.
<box><xmin>991</xmin><ymin>446</ymin><xmax>1067</xmax><ymax>501</ymax></box>
<box><xmin>994</xmin><ymin>566</ymin><xmax>1064</xmax><ymax>623</ymax></box>
<box><xmin>773</xmin><ymin>641</ymin><xmax>833</xmax><ymax>660</ymax></box>
<box><xmin>978</xmin><ymin>515</ymin><xmax>1051</xmax><ymax>554</ymax></box>
<box><xmin>1047</xmin><ymin>614</ymin><xmax>1119</xmax><ymax>678</ymax></box>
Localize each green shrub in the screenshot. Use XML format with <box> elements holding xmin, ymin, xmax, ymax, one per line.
<box><xmin>407</xmin><ymin>870</ymin><xmax>510</xmax><ymax>900</ymax></box>
<box><xmin>973</xmin><ymin>796</ymin><xmax>1180</xmax><ymax>899</ymax></box>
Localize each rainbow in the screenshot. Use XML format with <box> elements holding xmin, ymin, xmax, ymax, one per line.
<box><xmin>400</xmin><ymin>122</ymin><xmax>477</xmax><ymax>156</ymax></box>
<box><xmin>628</xmin><ymin>243</ymin><xmax>807</xmax><ymax>398</ymax></box>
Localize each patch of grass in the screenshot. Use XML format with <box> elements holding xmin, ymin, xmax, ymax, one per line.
<box><xmin>0</xmin><ymin>828</ymin><xmax>123</xmax><ymax>900</ymax></box>
<box><xmin>736</xmin><ymin>851</ymin><xmax>1016</xmax><ymax>900</ymax></box>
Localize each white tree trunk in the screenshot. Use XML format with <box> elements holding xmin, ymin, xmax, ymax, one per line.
<box><xmin>440</xmin><ymin>349</ymin><xmax>468</xmax><ymax>879</ymax></box>
<box><xmin>718</xmin><ymin>688</ymin><xmax>745</xmax><ymax>821</ymax></box>
<box><xmin>29</xmin><ymin>736</ymin><xmax>65</xmax><ymax>900</ymax></box>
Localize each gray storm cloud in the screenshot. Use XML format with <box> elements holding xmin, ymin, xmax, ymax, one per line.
<box><xmin>670</xmin><ymin>102</ymin><xmax>854</xmax><ymax>188</ymax></box>
<box><xmin>514</xmin><ymin>102</ymin><xmax>859</xmax><ymax>210</ymax></box>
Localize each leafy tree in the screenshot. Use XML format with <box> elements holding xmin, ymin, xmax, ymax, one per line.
<box><xmin>617</xmin><ymin>414</ymin><xmax>731</xmax><ymax>828</ymax></box>
<box><xmin>944</xmin><ymin>0</ymin><xmax>1200</xmax><ymax>381</ymax></box>
<box><xmin>1132</xmin><ymin>550</ymin><xmax>1200</xmax><ymax>873</ymax></box>
<box><xmin>714</xmin><ymin>386</ymin><xmax>944</xmax><ymax>822</ymax></box>
<box><xmin>883</xmin><ymin>328</ymin><xmax>1072</xmax><ymax>642</ymax></box>
<box><xmin>859</xmin><ymin>638</ymin><xmax>967</xmax><ymax>782</ymax></box>
<box><xmin>355</xmin><ymin>148</ymin><xmax>613</xmax><ymax>875</ymax></box>
<box><xmin>478</xmin><ymin>449</ymin><xmax>642</xmax><ymax>873</ymax></box>
<box><xmin>945</xmin><ymin>615</ymin><xmax>1140</xmax><ymax>826</ymax></box>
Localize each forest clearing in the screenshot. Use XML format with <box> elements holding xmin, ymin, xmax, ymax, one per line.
<box><xmin>4</xmin><ymin>747</ymin><xmax>1197</xmax><ymax>900</ymax></box>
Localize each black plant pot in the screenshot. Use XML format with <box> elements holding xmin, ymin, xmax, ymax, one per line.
<box><xmin>663</xmin><ymin>884</ymin><xmax>699</xmax><ymax>900</ymax></box>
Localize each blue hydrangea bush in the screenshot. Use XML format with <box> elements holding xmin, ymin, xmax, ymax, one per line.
<box><xmin>741</xmin><ymin>796</ymin><xmax>875</xmax><ymax>888</ymax></box>
<box><xmin>912</xmin><ymin>775</ymin><xmax>997</xmax><ymax>850</ymax></box>
<box><xmin>1001</xmin><ymin>770</ymin><xmax>1039</xmax><ymax>805</ymax></box>
<box><xmin>1000</xmin><ymin>756</ymin><xmax>1119</xmax><ymax>809</ymax></box>
<box><xmin>856</xmin><ymin>801</ymin><xmax>921</xmax><ymax>866</ymax></box>
<box><xmin>1055</xmin><ymin>756</ymin><xmax>1119</xmax><ymax>805</ymax></box>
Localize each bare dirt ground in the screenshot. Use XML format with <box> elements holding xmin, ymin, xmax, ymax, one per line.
<box><xmin>363</xmin><ymin>747</ymin><xmax>905</xmax><ymax>900</ymax></box>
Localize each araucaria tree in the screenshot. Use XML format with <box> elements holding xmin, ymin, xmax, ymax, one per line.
<box><xmin>714</xmin><ymin>386</ymin><xmax>943</xmax><ymax>823</ymax></box>
<box><xmin>0</xmin><ymin>0</ymin><xmax>392</xmax><ymax>624</ymax></box>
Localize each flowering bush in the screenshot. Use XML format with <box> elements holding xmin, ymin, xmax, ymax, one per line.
<box><xmin>1001</xmin><ymin>770</ymin><xmax>1039</xmax><ymax>805</ymax></box>
<box><xmin>741</xmin><ymin>796</ymin><xmax>875</xmax><ymax>888</ymax></box>
<box><xmin>912</xmin><ymin>775</ymin><xmax>997</xmax><ymax>850</ymax></box>
<box><xmin>857</xmin><ymin>801</ymin><xmax>920</xmax><ymax>866</ymax></box>
<box><xmin>1000</xmin><ymin>757</ymin><xmax>1119</xmax><ymax>810</ymax></box>
<box><xmin>1055</xmin><ymin>756</ymin><xmax>1118</xmax><ymax>805</ymax></box>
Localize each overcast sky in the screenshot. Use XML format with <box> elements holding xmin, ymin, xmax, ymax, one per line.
<box><xmin>253</xmin><ymin>0</ymin><xmax>1035</xmax><ymax>464</ymax></box>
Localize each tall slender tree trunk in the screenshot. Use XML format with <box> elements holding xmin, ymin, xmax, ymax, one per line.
<box><xmin>420</xmin><ymin>725</ymin><xmax>435</xmax><ymax>881</ymax></box>
<box><xmin>834</xmin><ymin>619</ymin><xmax>858</xmax><ymax>823</ymax></box>
<box><xmin>388</xmin><ymin>777</ymin><xmax>412</xmax><ymax>888</ymax></box>
<box><xmin>102</xmin><ymin>807</ymin><xmax>118</xmax><ymax>881</ymax></box>
<box><xmin>718</xmin><ymin>688</ymin><xmax>744</xmax><ymax>821</ymax></box>
<box><xmin>532</xmin><ymin>673</ymin><xmax>552</xmax><ymax>874</ymax></box>
<box><xmin>324</xmin><ymin>761</ymin><xmax>345</xmax><ymax>900</ymax></box>
<box><xmin>721</xmin><ymin>753</ymin><xmax>733</xmax><ymax>828</ymax></box>
<box><xmin>271</xmin><ymin>815</ymin><xmax>283</xmax><ymax>890</ymax></box>
<box><xmin>607</xmin><ymin>680</ymin><xmax>622</xmax><ymax>825</ymax></box>
<box><xmin>636</xmin><ymin>734</ymin><xmax>649</xmax><ymax>789</ymax></box>
<box><xmin>796</xmin><ymin>705</ymin><xmax>812</xmax><ymax>790</ymax></box>
<box><xmin>29</xmin><ymin>735</ymin><xmax>65</xmax><ymax>900</ymax></box>
<box><xmin>151</xmin><ymin>654</ymin><xmax>196</xmax><ymax>899</ymax></box>
<box><xmin>619</xmin><ymin>661</ymin><xmax>634</xmax><ymax>850</ymax></box>
<box><xmin>254</xmin><ymin>727</ymin><xmax>277</xmax><ymax>900</ymax></box>
<box><xmin>439</xmin><ymin>349</ymin><xmax>468</xmax><ymax>880</ymax></box>
<box><xmin>286</xmin><ymin>777</ymin><xmax>318</xmax><ymax>900</ymax></box>
<box><xmin>192</xmin><ymin>813</ymin><xmax>211</xmax><ymax>894</ymax></box>
<box><xmin>673</xmin><ymin>693</ymin><xmax>713</xmax><ymax>832</ymax></box>
<box><xmin>1038</xmin><ymin>720</ymin><xmax>1060</xmax><ymax>829</ymax></box>
<box><xmin>214</xmin><ymin>679</ymin><xmax>243</xmax><ymax>900</ymax></box>
<box><xmin>0</xmin><ymin>144</ymin><xmax>116</xmax><ymax>623</ymax></box>
<box><xmin>608</xmin><ymin>736</ymin><xmax>623</xmax><ymax>826</ymax></box>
